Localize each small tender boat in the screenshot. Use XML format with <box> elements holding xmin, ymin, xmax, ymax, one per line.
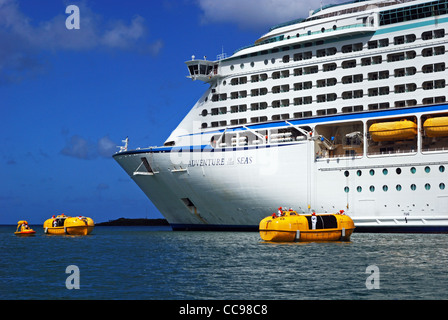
<box><xmin>43</xmin><ymin>214</ymin><xmax>94</xmax><ymax>235</ymax></box>
<box><xmin>14</xmin><ymin>220</ymin><xmax>36</xmax><ymax>236</ymax></box>
<box><xmin>259</xmin><ymin>209</ymin><xmax>355</xmax><ymax>242</ymax></box>
<box><xmin>369</xmin><ymin>119</ymin><xmax>417</xmax><ymax>142</ymax></box>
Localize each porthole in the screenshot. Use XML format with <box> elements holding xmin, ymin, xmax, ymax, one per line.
<box><xmin>411</xmin><ymin>184</ymin><xmax>417</xmax><ymax>191</ymax></box>
<box><xmin>230</xmin><ymin>65</ymin><xmax>234</xmax><ymax>70</ymax></box>
<box><xmin>383</xmin><ymin>185</ymin><xmax>388</xmax><ymax>192</ymax></box>
<box><xmin>264</xmin><ymin>59</ymin><xmax>268</xmax><ymax>65</ymax></box>
<box><xmin>357</xmin><ymin>186</ymin><xmax>362</xmax><ymax>192</ymax></box>
<box><xmin>201</xmin><ymin>109</ymin><xmax>208</xmax><ymax>117</ymax></box>
<box><xmin>440</xmin><ymin>183</ymin><xmax>445</xmax><ymax>190</ymax></box>
<box><xmin>410</xmin><ymin>167</ymin><xmax>416</xmax><ymax>174</ymax></box>
<box><xmin>440</xmin><ymin>165</ymin><xmax>445</xmax><ymax>173</ymax></box>
<box><xmin>333</xmin><ymin>25</ymin><xmax>337</xmax><ymax>30</ymax></box>
<box><xmin>240</xmin><ymin>63</ymin><xmax>244</xmax><ymax>69</ymax></box>
<box><xmin>357</xmin><ymin>170</ymin><xmax>362</xmax><ymax>176</ymax></box>
<box><xmin>271</xmin><ymin>58</ymin><xmax>276</xmax><ymax>64</ymax></box>
<box><xmin>425</xmin><ymin>183</ymin><xmax>431</xmax><ymax>190</ymax></box>
<box><xmin>321</xmin><ymin>27</ymin><xmax>325</xmax><ymax>33</ymax></box>
<box><xmin>382</xmin><ymin>168</ymin><xmax>388</xmax><ymax>175</ymax></box>
<box><xmin>396</xmin><ymin>168</ymin><xmax>402</xmax><ymax>175</ymax></box>
<box><xmin>396</xmin><ymin>184</ymin><xmax>402</xmax><ymax>191</ymax></box>
<box><xmin>369</xmin><ymin>185</ymin><xmax>375</xmax><ymax>192</ymax></box>
<box><xmin>344</xmin><ymin>170</ymin><xmax>350</xmax><ymax>177</ymax></box>
<box><xmin>344</xmin><ymin>186</ymin><xmax>350</xmax><ymax>193</ymax></box>
<box><xmin>425</xmin><ymin>166</ymin><xmax>431</xmax><ymax>173</ymax></box>
<box><xmin>369</xmin><ymin>169</ymin><xmax>375</xmax><ymax>176</ymax></box>
<box><xmin>250</xmin><ymin>62</ymin><xmax>255</xmax><ymax>67</ymax></box>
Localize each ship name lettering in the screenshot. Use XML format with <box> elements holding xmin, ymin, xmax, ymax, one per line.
<box><xmin>237</xmin><ymin>156</ymin><xmax>253</xmax><ymax>165</ymax></box>
<box><xmin>188</xmin><ymin>158</ymin><xmax>225</xmax><ymax>167</ymax></box>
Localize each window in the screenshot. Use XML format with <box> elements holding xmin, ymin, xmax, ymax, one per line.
<box><xmin>423</xmin><ymin>80</ymin><xmax>446</xmax><ymax>90</ymax></box>
<box><xmin>379</xmin><ymin>1</ymin><xmax>448</xmax><ymax>26</ymax></box>
<box><xmin>323</xmin><ymin>63</ymin><xmax>336</xmax><ymax>72</ymax></box>
<box><xmin>342</xmin><ymin>60</ymin><xmax>356</xmax><ymax>69</ymax></box>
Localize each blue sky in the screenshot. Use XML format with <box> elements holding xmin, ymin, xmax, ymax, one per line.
<box><xmin>0</xmin><ymin>0</ymin><xmax>333</xmax><ymax>225</ymax></box>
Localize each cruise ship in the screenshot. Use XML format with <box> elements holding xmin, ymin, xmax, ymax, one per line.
<box><xmin>114</xmin><ymin>0</ymin><xmax>448</xmax><ymax>232</ymax></box>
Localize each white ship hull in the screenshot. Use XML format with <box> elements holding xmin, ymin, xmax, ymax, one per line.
<box><xmin>114</xmin><ymin>104</ymin><xmax>448</xmax><ymax>232</ymax></box>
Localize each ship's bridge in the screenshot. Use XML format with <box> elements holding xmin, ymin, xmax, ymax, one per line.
<box><xmin>185</xmin><ymin>56</ymin><xmax>221</xmax><ymax>83</ymax></box>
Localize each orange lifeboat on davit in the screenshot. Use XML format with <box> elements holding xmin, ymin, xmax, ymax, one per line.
<box><xmin>369</xmin><ymin>119</ymin><xmax>417</xmax><ymax>142</ymax></box>
<box><xmin>423</xmin><ymin>116</ymin><xmax>448</xmax><ymax>137</ymax></box>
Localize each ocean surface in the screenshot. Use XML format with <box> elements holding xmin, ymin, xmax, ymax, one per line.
<box><xmin>1</xmin><ymin>225</ymin><xmax>447</xmax><ymax>300</ymax></box>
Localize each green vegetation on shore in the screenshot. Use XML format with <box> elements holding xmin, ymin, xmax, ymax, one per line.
<box><xmin>96</xmin><ymin>218</ymin><xmax>169</xmax><ymax>226</ymax></box>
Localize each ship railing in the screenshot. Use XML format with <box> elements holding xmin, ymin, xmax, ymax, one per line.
<box><xmin>367</xmin><ymin>149</ymin><xmax>417</xmax><ymax>157</ymax></box>
<box><xmin>422</xmin><ymin>146</ymin><xmax>448</xmax><ymax>153</ymax></box>
<box><xmin>234</xmin><ymin>22</ymin><xmax>371</xmax><ymax>54</ymax></box>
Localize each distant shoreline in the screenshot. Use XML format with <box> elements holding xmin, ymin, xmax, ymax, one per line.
<box><xmin>96</xmin><ymin>218</ymin><xmax>170</xmax><ymax>226</ymax></box>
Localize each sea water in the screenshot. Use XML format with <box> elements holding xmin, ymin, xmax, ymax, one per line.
<box><xmin>1</xmin><ymin>225</ymin><xmax>447</xmax><ymax>300</ymax></box>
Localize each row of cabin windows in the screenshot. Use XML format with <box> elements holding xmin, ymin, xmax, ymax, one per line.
<box><xmin>225</xmin><ymin>45</ymin><xmax>445</xmax><ymax>95</ymax></box>
<box><xmin>212</xmin><ymin>62</ymin><xmax>446</xmax><ymax>104</ymax></box>
<box><xmin>209</xmin><ymin>67</ymin><xmax>447</xmax><ymax>112</ymax></box>
<box><xmin>280</xmin><ymin>31</ymin><xmax>443</xmax><ymax>63</ymax></box>
<box><xmin>231</xmin><ymin>29</ymin><xmax>444</xmax><ymax>71</ymax></box>
<box><xmin>202</xmin><ymin>96</ymin><xmax>447</xmax><ymax>128</ymax></box>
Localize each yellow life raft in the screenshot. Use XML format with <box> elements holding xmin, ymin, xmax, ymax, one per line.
<box><xmin>14</xmin><ymin>220</ymin><xmax>36</xmax><ymax>236</ymax></box>
<box><xmin>423</xmin><ymin>116</ymin><xmax>448</xmax><ymax>137</ymax></box>
<box><xmin>259</xmin><ymin>210</ymin><xmax>355</xmax><ymax>242</ymax></box>
<box><xmin>43</xmin><ymin>214</ymin><xmax>94</xmax><ymax>235</ymax></box>
<box><xmin>369</xmin><ymin>119</ymin><xmax>417</xmax><ymax>142</ymax></box>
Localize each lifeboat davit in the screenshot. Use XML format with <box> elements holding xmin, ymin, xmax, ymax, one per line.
<box><xmin>259</xmin><ymin>210</ymin><xmax>355</xmax><ymax>242</ymax></box>
<box><xmin>14</xmin><ymin>220</ymin><xmax>36</xmax><ymax>236</ymax></box>
<box><xmin>423</xmin><ymin>116</ymin><xmax>448</xmax><ymax>137</ymax></box>
<box><xmin>43</xmin><ymin>214</ymin><xmax>94</xmax><ymax>235</ymax></box>
<box><xmin>369</xmin><ymin>119</ymin><xmax>417</xmax><ymax>142</ymax></box>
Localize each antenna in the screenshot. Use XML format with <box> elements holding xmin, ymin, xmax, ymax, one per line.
<box><xmin>117</xmin><ymin>137</ymin><xmax>129</xmax><ymax>153</ymax></box>
<box><xmin>217</xmin><ymin>46</ymin><xmax>227</xmax><ymax>60</ymax></box>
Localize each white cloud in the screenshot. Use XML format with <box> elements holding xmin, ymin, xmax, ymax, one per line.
<box><xmin>60</xmin><ymin>135</ymin><xmax>118</xmax><ymax>160</ymax></box>
<box><xmin>198</xmin><ymin>0</ymin><xmax>346</xmax><ymax>30</ymax></box>
<box><xmin>97</xmin><ymin>135</ymin><xmax>117</xmax><ymax>158</ymax></box>
<box><xmin>60</xmin><ymin>135</ymin><xmax>97</xmax><ymax>160</ymax></box>
<box><xmin>0</xmin><ymin>0</ymin><xmax>163</xmax><ymax>84</ymax></box>
<box><xmin>101</xmin><ymin>15</ymin><xmax>147</xmax><ymax>49</ymax></box>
